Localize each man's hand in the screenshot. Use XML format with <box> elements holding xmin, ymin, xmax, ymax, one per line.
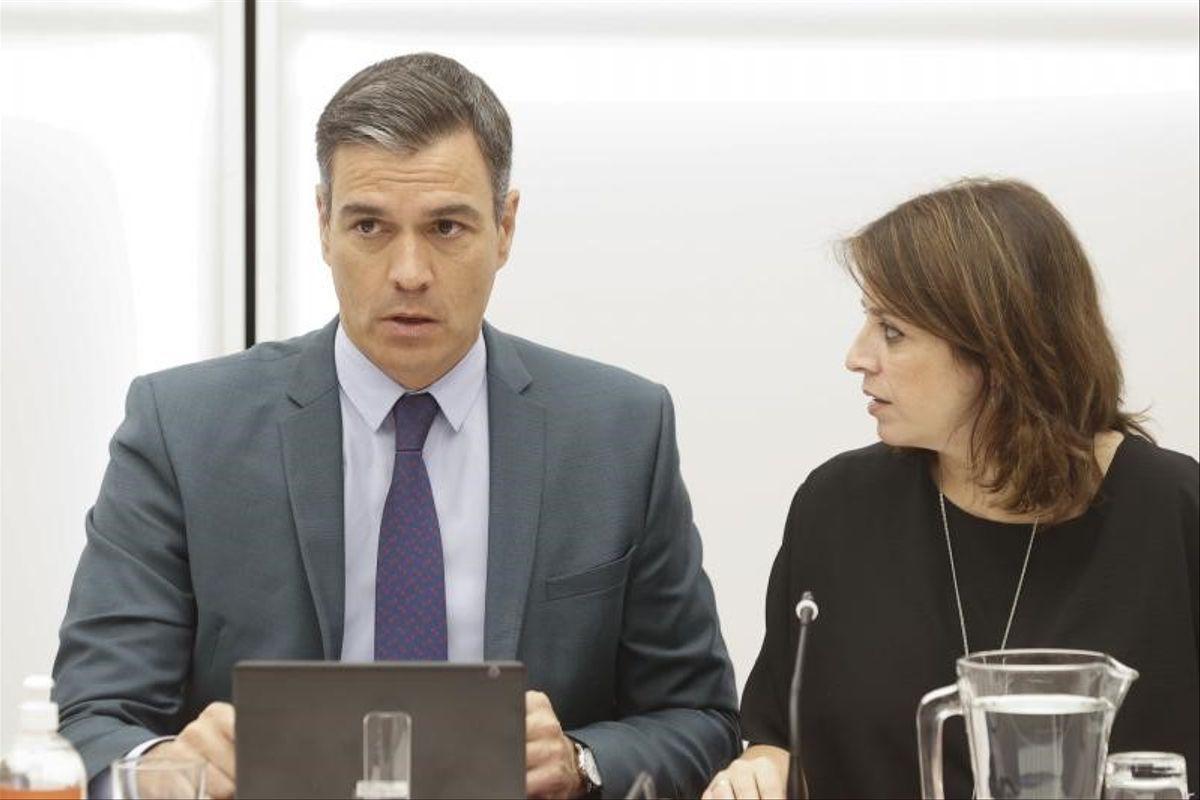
<box><xmin>525</xmin><ymin>691</ymin><xmax>585</xmax><ymax>799</ymax></box>
<box><xmin>701</xmin><ymin>745</ymin><xmax>788</xmax><ymax>800</ymax></box>
<box><xmin>144</xmin><ymin>702</ymin><xmax>237</xmax><ymax>800</ymax></box>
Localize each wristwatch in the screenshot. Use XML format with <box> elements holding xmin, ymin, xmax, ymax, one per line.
<box><xmin>572</xmin><ymin>739</ymin><xmax>603</xmax><ymax>797</ymax></box>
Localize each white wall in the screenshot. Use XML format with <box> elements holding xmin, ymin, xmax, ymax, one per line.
<box><xmin>2</xmin><ymin>0</ymin><xmax>1197</xmax><ymax>753</ymax></box>
<box><xmin>0</xmin><ymin>0</ymin><xmax>243</xmax><ymax>750</ymax></box>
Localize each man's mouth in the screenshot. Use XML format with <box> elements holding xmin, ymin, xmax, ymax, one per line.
<box><xmin>385</xmin><ymin>312</ymin><xmax>436</xmax><ymax>324</ymax></box>
<box><xmin>381</xmin><ymin>314</ymin><xmax>438</xmax><ymax>336</ymax></box>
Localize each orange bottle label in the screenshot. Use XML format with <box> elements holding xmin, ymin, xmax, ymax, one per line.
<box><xmin>0</xmin><ymin>788</ymin><xmax>83</xmax><ymax>800</ymax></box>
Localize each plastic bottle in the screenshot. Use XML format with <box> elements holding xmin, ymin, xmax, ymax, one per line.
<box><xmin>0</xmin><ymin>676</ymin><xmax>87</xmax><ymax>799</ymax></box>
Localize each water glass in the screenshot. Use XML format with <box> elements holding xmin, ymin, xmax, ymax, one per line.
<box><xmin>624</xmin><ymin>770</ymin><xmax>658</xmax><ymax>799</ymax></box>
<box><xmin>1104</xmin><ymin>752</ymin><xmax>1188</xmax><ymax>800</ymax></box>
<box><xmin>110</xmin><ymin>756</ymin><xmax>205</xmax><ymax>799</ymax></box>
<box><xmin>354</xmin><ymin>711</ymin><xmax>412</xmax><ymax>800</ymax></box>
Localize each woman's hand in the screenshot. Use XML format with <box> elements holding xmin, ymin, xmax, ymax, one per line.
<box><xmin>701</xmin><ymin>744</ymin><xmax>789</xmax><ymax>800</ymax></box>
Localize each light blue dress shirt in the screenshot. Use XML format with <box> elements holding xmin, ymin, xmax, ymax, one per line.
<box><xmin>334</xmin><ymin>322</ymin><xmax>490</xmax><ymax>662</ymax></box>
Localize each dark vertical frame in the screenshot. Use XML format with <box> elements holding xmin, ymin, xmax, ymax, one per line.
<box><xmin>244</xmin><ymin>0</ymin><xmax>257</xmax><ymax>348</ymax></box>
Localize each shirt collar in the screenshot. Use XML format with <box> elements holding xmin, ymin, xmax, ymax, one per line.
<box><xmin>334</xmin><ymin>322</ymin><xmax>487</xmax><ymax>434</ymax></box>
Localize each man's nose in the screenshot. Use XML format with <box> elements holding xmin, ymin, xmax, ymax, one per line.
<box><xmin>387</xmin><ymin>235</ymin><xmax>434</xmax><ymax>292</ymax></box>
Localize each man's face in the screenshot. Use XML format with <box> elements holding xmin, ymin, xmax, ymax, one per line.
<box><xmin>318</xmin><ymin>130</ymin><xmax>518</xmax><ymax>389</ymax></box>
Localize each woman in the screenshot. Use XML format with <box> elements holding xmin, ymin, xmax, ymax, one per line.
<box><xmin>703</xmin><ymin>179</ymin><xmax>1198</xmax><ymax>799</ymax></box>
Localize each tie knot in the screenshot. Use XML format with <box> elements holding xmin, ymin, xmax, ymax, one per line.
<box><xmin>392</xmin><ymin>393</ymin><xmax>439</xmax><ymax>452</ymax></box>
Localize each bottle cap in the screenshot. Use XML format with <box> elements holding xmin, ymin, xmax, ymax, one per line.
<box><xmin>19</xmin><ymin>675</ymin><xmax>59</xmax><ymax>733</ymax></box>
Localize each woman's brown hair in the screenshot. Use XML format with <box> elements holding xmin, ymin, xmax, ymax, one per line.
<box><xmin>842</xmin><ymin>178</ymin><xmax>1151</xmax><ymax>522</ymax></box>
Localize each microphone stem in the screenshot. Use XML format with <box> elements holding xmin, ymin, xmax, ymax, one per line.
<box><xmin>788</xmin><ymin>606</ymin><xmax>813</xmax><ymax>800</ymax></box>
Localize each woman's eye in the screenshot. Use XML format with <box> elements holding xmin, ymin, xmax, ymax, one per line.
<box><xmin>435</xmin><ymin>220</ymin><xmax>463</xmax><ymax>237</ymax></box>
<box><xmin>882</xmin><ymin>322</ymin><xmax>903</xmax><ymax>342</ymax></box>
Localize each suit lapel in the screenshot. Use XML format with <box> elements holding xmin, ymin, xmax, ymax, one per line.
<box><xmin>482</xmin><ymin>324</ymin><xmax>545</xmax><ymax>660</ymax></box>
<box><xmin>280</xmin><ymin>319</ymin><xmax>345</xmax><ymax>660</ymax></box>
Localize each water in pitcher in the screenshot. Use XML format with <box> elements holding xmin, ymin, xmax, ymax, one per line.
<box><xmin>968</xmin><ymin>693</ymin><xmax>1114</xmax><ymax>799</ymax></box>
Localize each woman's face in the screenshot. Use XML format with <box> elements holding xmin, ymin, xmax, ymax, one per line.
<box><xmin>845</xmin><ymin>294</ymin><xmax>984</xmax><ymax>453</ymax></box>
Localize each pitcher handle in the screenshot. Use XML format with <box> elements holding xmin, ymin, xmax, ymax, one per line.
<box><xmin>917</xmin><ymin>684</ymin><xmax>962</xmax><ymax>800</ymax></box>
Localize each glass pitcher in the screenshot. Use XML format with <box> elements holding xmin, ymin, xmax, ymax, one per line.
<box><xmin>917</xmin><ymin>649</ymin><xmax>1138</xmax><ymax>800</ymax></box>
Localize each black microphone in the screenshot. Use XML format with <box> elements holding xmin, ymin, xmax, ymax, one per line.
<box><xmin>788</xmin><ymin>591</ymin><xmax>819</xmax><ymax>800</ymax></box>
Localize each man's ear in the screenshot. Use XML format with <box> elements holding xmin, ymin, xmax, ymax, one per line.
<box><xmin>496</xmin><ymin>189</ymin><xmax>520</xmax><ymax>268</ymax></box>
<box><xmin>316</xmin><ymin>184</ymin><xmax>331</xmax><ymax>265</ymax></box>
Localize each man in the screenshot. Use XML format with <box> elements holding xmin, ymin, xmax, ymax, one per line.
<box><xmin>52</xmin><ymin>53</ymin><xmax>738</xmax><ymax>799</ymax></box>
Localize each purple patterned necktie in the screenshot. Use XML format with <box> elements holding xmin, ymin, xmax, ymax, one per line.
<box><xmin>374</xmin><ymin>392</ymin><xmax>447</xmax><ymax>661</ymax></box>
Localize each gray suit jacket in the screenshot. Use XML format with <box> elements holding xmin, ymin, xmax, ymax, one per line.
<box><xmin>53</xmin><ymin>320</ymin><xmax>739</xmax><ymax>798</ymax></box>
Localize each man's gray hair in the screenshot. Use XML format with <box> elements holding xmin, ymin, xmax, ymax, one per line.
<box><xmin>316</xmin><ymin>52</ymin><xmax>512</xmax><ymax>220</ymax></box>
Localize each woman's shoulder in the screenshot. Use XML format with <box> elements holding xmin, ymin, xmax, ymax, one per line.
<box><xmin>785</xmin><ymin>442</ymin><xmax>927</xmax><ymax>524</ymax></box>
<box><xmin>1110</xmin><ymin>435</ymin><xmax>1198</xmax><ymax>503</ymax></box>
<box><xmin>779</xmin><ymin>443</ymin><xmax>929</xmax><ymax>554</ymax></box>
<box><xmin>803</xmin><ymin>441</ymin><xmax>925</xmax><ymax>494</ymax></box>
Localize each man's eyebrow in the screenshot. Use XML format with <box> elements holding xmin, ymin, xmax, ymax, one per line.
<box><xmin>427</xmin><ymin>203</ymin><xmax>483</xmax><ymax>222</ymax></box>
<box><xmin>337</xmin><ymin>202</ymin><xmax>387</xmax><ymax>218</ymax></box>
<box><xmin>335</xmin><ymin>201</ymin><xmax>486</xmax><ymax>222</ymax></box>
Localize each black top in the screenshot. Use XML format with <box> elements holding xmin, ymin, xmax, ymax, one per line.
<box><xmin>740</xmin><ymin>436</ymin><xmax>1199</xmax><ymax>799</ymax></box>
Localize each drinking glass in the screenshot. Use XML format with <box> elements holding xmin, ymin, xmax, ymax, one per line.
<box><xmin>354</xmin><ymin>711</ymin><xmax>412</xmax><ymax>800</ymax></box>
<box><xmin>110</xmin><ymin>756</ymin><xmax>205</xmax><ymax>800</ymax></box>
<box><xmin>1104</xmin><ymin>752</ymin><xmax>1188</xmax><ymax>800</ymax></box>
<box><xmin>624</xmin><ymin>770</ymin><xmax>657</xmax><ymax>799</ymax></box>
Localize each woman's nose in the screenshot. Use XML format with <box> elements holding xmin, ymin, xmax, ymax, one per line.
<box><xmin>845</xmin><ymin>323</ymin><xmax>878</xmax><ymax>374</ymax></box>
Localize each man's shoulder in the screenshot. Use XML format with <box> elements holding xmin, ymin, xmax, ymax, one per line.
<box><xmin>492</xmin><ymin>328</ymin><xmax>666</xmax><ymax>407</ymax></box>
<box><xmin>136</xmin><ymin>326</ymin><xmax>327</xmax><ymax>406</ymax></box>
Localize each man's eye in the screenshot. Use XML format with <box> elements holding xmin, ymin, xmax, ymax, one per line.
<box><xmin>354</xmin><ymin>220</ymin><xmax>379</xmax><ymax>235</ymax></box>
<box><xmin>435</xmin><ymin>220</ymin><xmax>463</xmax><ymax>238</ymax></box>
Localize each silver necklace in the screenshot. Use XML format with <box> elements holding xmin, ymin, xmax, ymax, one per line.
<box><xmin>938</xmin><ymin>491</ymin><xmax>1038</xmax><ymax>656</ymax></box>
